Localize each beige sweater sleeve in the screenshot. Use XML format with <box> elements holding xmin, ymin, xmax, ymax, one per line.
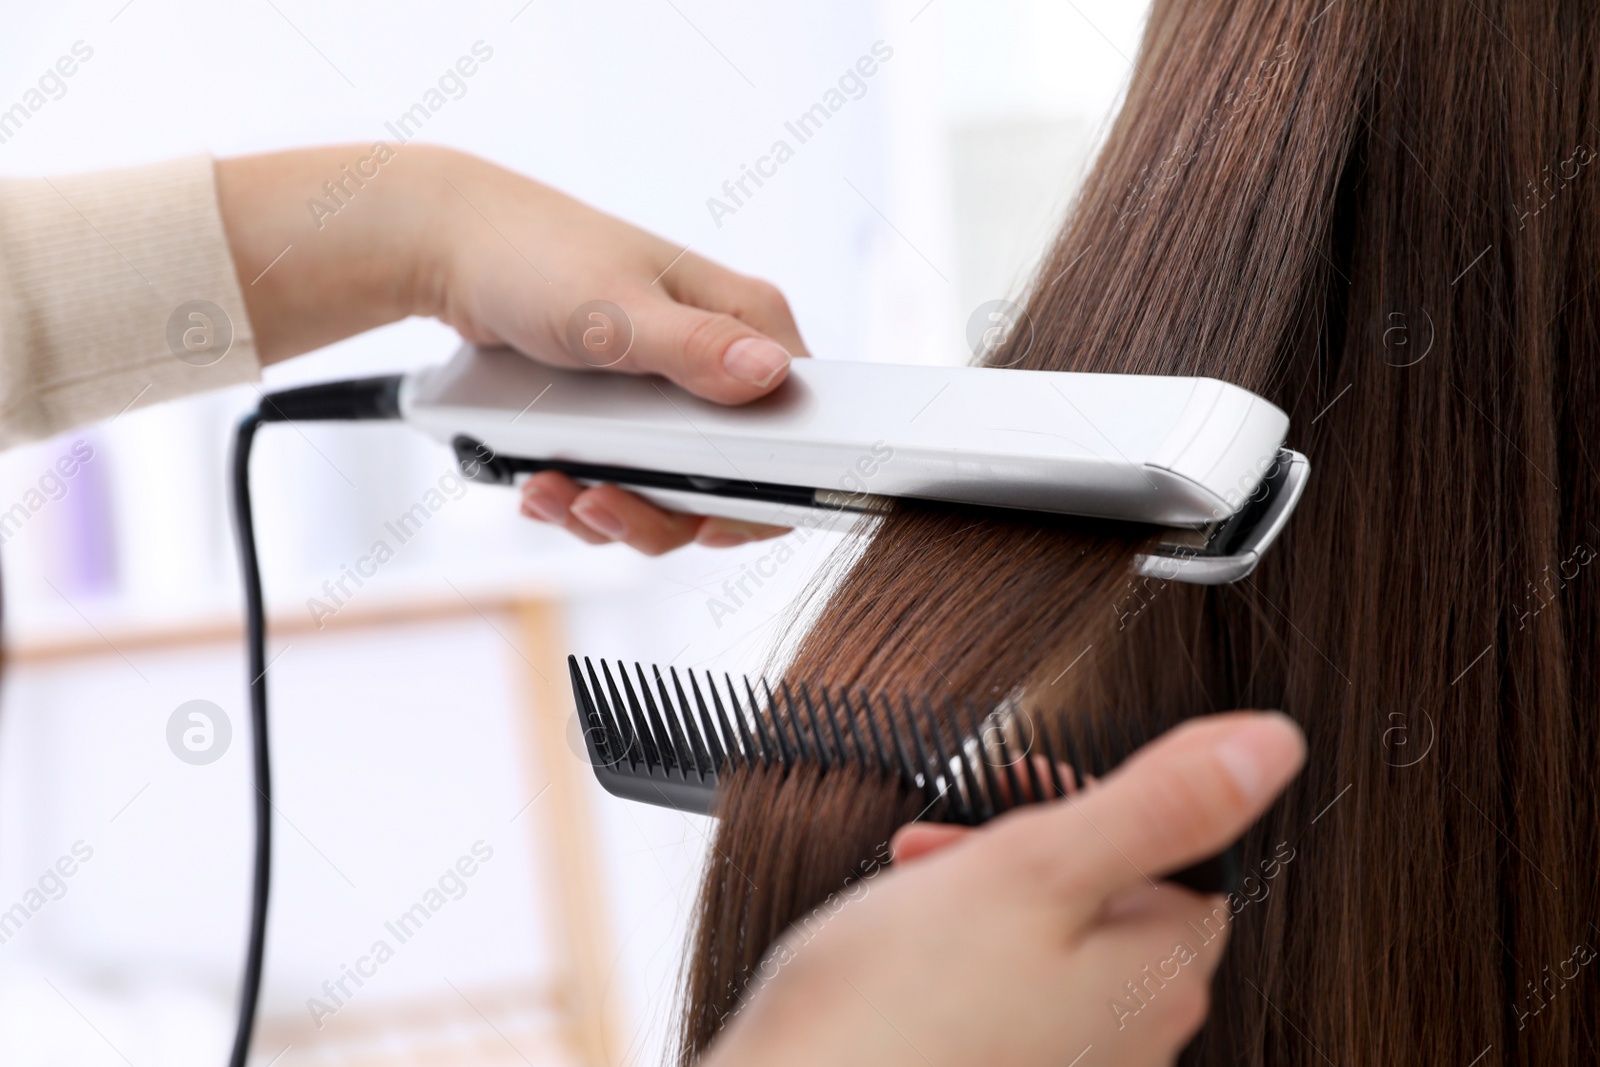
<box><xmin>0</xmin><ymin>155</ymin><xmax>260</xmax><ymax>448</ymax></box>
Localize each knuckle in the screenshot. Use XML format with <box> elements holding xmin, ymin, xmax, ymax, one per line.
<box><xmin>677</xmin><ymin>312</ymin><xmax>740</xmax><ymax>364</ymax></box>
<box><xmin>562</xmin><ymin>520</ymin><xmax>606</xmax><ymax>546</ymax></box>
<box><xmin>526</xmin><ymin>470</ymin><xmax>574</xmax><ymax>499</ymax></box>
<box><xmin>632</xmin><ymin>516</ymin><xmax>697</xmax><ymax>558</ymax></box>
<box><xmin>989</xmin><ymin>808</ymin><xmax>1096</xmax><ymax>897</ymax></box>
<box><xmin>633</xmin><ymin>540</ymin><xmax>674</xmax><ymax>557</ymax></box>
<box><xmin>746</xmin><ymin>278</ymin><xmax>791</xmax><ymax>318</ymax></box>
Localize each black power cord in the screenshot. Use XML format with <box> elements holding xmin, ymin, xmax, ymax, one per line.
<box><xmin>226</xmin><ymin>375</ymin><xmax>404</xmax><ymax>1067</ymax></box>
<box><xmin>227</xmin><ymin>410</ymin><xmax>268</xmax><ymax>1067</ymax></box>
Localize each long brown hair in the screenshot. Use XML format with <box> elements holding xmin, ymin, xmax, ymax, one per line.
<box><xmin>682</xmin><ymin>1</ymin><xmax>1600</xmax><ymax>1063</ymax></box>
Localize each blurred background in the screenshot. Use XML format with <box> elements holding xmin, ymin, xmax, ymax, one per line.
<box><xmin>0</xmin><ymin>1</ymin><xmax>1149</xmax><ymax>1063</ymax></box>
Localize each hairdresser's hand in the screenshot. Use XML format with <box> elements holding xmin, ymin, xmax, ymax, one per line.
<box><xmin>216</xmin><ymin>144</ymin><xmax>805</xmax><ymax>554</ymax></box>
<box><xmin>703</xmin><ymin>712</ymin><xmax>1306</xmax><ymax>1067</ymax></box>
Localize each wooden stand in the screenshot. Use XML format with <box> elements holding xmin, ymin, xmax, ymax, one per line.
<box><xmin>11</xmin><ymin>593</ymin><xmax>625</xmax><ymax>1066</ymax></box>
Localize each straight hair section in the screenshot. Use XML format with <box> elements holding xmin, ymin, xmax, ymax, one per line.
<box><xmin>680</xmin><ymin>2</ymin><xmax>1600</xmax><ymax>1063</ymax></box>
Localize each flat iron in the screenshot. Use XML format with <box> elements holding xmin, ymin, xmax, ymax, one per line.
<box><xmin>399</xmin><ymin>344</ymin><xmax>1309</xmax><ymax>584</ymax></box>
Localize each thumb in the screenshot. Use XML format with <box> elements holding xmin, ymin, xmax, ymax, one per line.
<box><xmin>615</xmin><ymin>296</ymin><xmax>795</xmax><ymax>405</ymax></box>
<box><xmin>1039</xmin><ymin>712</ymin><xmax>1304</xmax><ymax>921</ymax></box>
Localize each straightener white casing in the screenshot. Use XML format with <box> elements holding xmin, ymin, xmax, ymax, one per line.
<box><xmin>402</xmin><ymin>345</ymin><xmax>1309</xmax><ymax>584</ymax></box>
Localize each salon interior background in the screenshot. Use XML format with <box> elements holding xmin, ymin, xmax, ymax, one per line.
<box><xmin>0</xmin><ymin>1</ymin><xmax>1148</xmax><ymax>1063</ymax></box>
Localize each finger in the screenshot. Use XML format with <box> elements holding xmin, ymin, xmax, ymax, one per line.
<box><xmin>662</xmin><ymin>254</ymin><xmax>812</xmax><ymax>358</ymax></box>
<box><xmin>524</xmin><ymin>470</ymin><xmax>788</xmax><ymax>554</ymax></box>
<box><xmin>695</xmin><ymin>518</ymin><xmax>790</xmax><ymax>549</ymax></box>
<box><xmin>519</xmin><ymin>472</ymin><xmax>608</xmax><ymax>545</ymax></box>
<box><xmin>520</xmin><ymin>471</ymin><xmax>579</xmax><ymax>525</ymax></box>
<box><xmin>624</xmin><ymin>296</ymin><xmax>795</xmax><ymax>405</ymax></box>
<box><xmin>891</xmin><ymin>823</ymin><xmax>971</xmax><ymax>864</ymax></box>
<box><xmin>568</xmin><ymin>483</ymin><xmax>704</xmax><ymax>555</ymax></box>
<box><xmin>1036</xmin><ymin>712</ymin><xmax>1304</xmax><ymax>918</ymax></box>
<box><xmin>567</xmin><ymin>484</ymin><xmax>782</xmax><ymax>554</ymax></box>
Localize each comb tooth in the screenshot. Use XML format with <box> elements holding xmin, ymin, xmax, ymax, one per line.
<box><xmin>1013</xmin><ymin>707</ymin><xmax>1046</xmax><ymax>806</ymax></box>
<box><xmin>623</xmin><ymin>661</ymin><xmax>663</xmax><ymax>771</ymax></box>
<box><xmin>1081</xmin><ymin>715</ymin><xmax>1106</xmax><ymax>779</ymax></box>
<box><xmin>913</xmin><ymin>696</ymin><xmax>963</xmax><ymax>821</ymax></box>
<box><xmin>908</xmin><ymin>695</ymin><xmax>972</xmax><ymax>824</ymax></box>
<box><xmin>789</xmin><ymin>681</ymin><xmax>820</xmax><ymax>764</ymax></box>
<box><xmin>749</xmin><ymin>678</ymin><xmax>785</xmax><ymax>768</ymax></box>
<box><xmin>772</xmin><ymin>680</ymin><xmax>810</xmax><ymax>765</ymax></box>
<box><xmin>796</xmin><ymin>682</ymin><xmax>834</xmax><ymax>769</ymax></box>
<box><xmin>614</xmin><ymin>663</ymin><xmax>657</xmax><ymax>773</ymax></box>
<box><xmin>644</xmin><ymin>664</ymin><xmax>687</xmax><ymax>778</ymax></box>
<box><xmin>1096</xmin><ymin>715</ymin><xmax>1120</xmax><ymax>779</ymax></box>
<box><xmin>938</xmin><ymin>699</ymin><xmax>982</xmax><ymax>825</ymax></box>
<box><xmin>835</xmin><ymin>690</ymin><xmax>872</xmax><ymax>770</ymax></box>
<box><xmin>1110</xmin><ymin>711</ymin><xmax>1138</xmax><ymax>773</ymax></box>
<box><xmin>661</xmin><ymin>666</ymin><xmax>711</xmax><ymax>781</ymax></box>
<box><xmin>759</xmin><ymin>678</ymin><xmax>795</xmax><ymax>770</ymax></box>
<box><xmin>813</xmin><ymin>683</ymin><xmax>851</xmax><ymax>767</ymax></box>
<box><xmin>568</xmin><ymin>657</ymin><xmax>611</xmax><ymax>766</ymax></box>
<box><xmin>1037</xmin><ymin>718</ymin><xmax>1069</xmax><ymax>798</ymax></box>
<box><xmin>960</xmin><ymin>705</ymin><xmax>996</xmax><ymax>821</ymax></box>
<box><xmin>636</xmin><ymin>663</ymin><xmax>688</xmax><ymax>779</ymax></box>
<box><xmin>943</xmin><ymin>698</ymin><xmax>993</xmax><ymax>822</ymax></box>
<box><xmin>788</xmin><ymin>681</ymin><xmax>819</xmax><ymax>764</ymax></box>
<box><xmin>1102</xmin><ymin>712</ymin><xmax>1127</xmax><ymax>778</ymax></box>
<box><xmin>614</xmin><ymin>662</ymin><xmax>664</xmax><ymax>774</ymax></box>
<box><xmin>954</xmin><ymin>699</ymin><xmax>997</xmax><ymax>817</ymax></box>
<box><xmin>682</xmin><ymin>668</ymin><xmax>727</xmax><ymax>773</ymax></box>
<box><xmin>705</xmin><ymin>673</ymin><xmax>746</xmax><ymax>768</ymax></box>
<box><xmin>777</xmin><ymin>684</ymin><xmax>819</xmax><ymax>767</ymax></box>
<box><xmin>577</xmin><ymin>657</ymin><xmax>623</xmax><ymax>767</ymax></box>
<box><xmin>735</xmin><ymin>675</ymin><xmax>774</xmax><ymax>767</ymax></box>
<box><xmin>855</xmin><ymin>690</ymin><xmax>895</xmax><ymax>777</ymax></box>
<box><xmin>885</xmin><ymin>693</ymin><xmax>939</xmax><ymax>813</ymax></box>
<box><xmin>586</xmin><ymin>658</ymin><xmax>636</xmax><ymax>767</ymax></box>
<box><xmin>980</xmin><ymin>702</ymin><xmax>1024</xmax><ymax>814</ymax></box>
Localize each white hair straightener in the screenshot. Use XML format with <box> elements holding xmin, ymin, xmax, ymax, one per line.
<box><xmin>223</xmin><ymin>344</ymin><xmax>1308</xmax><ymax>1064</ymax></box>
<box><xmin>397</xmin><ymin>344</ymin><xmax>1309</xmax><ymax>583</ymax></box>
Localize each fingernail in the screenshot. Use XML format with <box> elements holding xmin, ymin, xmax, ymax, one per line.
<box><xmin>1213</xmin><ymin>713</ymin><xmax>1305</xmax><ymax>804</ymax></box>
<box><xmin>571</xmin><ymin>499</ymin><xmax>626</xmax><ymax>539</ymax></box>
<box><xmin>723</xmin><ymin>337</ymin><xmax>791</xmax><ymax>387</ymax></box>
<box><xmin>522</xmin><ymin>486</ymin><xmax>565</xmax><ymax>523</ymax></box>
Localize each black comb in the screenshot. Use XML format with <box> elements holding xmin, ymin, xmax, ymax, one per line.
<box><xmin>567</xmin><ymin>656</ymin><xmax>1239</xmax><ymax>894</ymax></box>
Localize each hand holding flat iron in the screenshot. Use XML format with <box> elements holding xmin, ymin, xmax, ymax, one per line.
<box><xmin>218</xmin><ymin>144</ymin><xmax>804</xmax><ymax>556</ymax></box>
